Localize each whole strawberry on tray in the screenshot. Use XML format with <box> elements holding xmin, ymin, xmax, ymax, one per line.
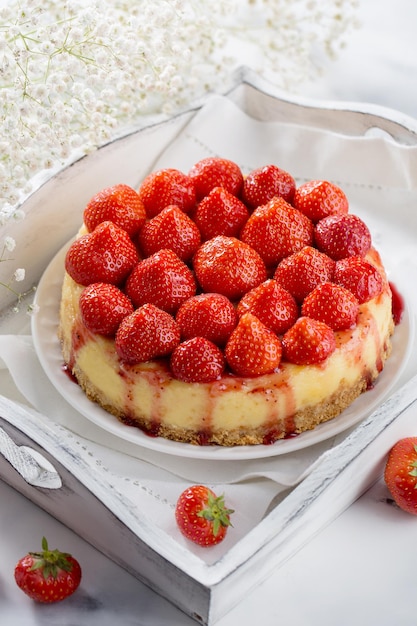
<box><xmin>57</xmin><ymin>156</ymin><xmax>398</xmax><ymax>446</ymax></box>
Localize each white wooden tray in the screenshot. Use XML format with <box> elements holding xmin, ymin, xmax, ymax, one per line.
<box><xmin>1</xmin><ymin>68</ymin><xmax>417</xmax><ymax>624</ymax></box>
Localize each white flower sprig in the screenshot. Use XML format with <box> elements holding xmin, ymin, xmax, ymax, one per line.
<box><xmin>0</xmin><ymin>0</ymin><xmax>359</xmax><ymax>309</ymax></box>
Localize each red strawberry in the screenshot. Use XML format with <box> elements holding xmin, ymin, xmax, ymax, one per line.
<box><xmin>384</xmin><ymin>437</ymin><xmax>417</xmax><ymax>515</ymax></box>
<box><xmin>237</xmin><ymin>279</ymin><xmax>298</xmax><ymax>335</ymax></box>
<box><xmin>294</xmin><ymin>180</ymin><xmax>349</xmax><ymax>222</ymax></box>
<box><xmin>170</xmin><ymin>337</ymin><xmax>225</xmax><ymax>383</ymax></box>
<box><xmin>14</xmin><ymin>537</ymin><xmax>81</xmax><ymax>604</ymax></box>
<box><xmin>138</xmin><ymin>168</ymin><xmax>196</xmax><ymax>218</ymax></box>
<box><xmin>240</xmin><ymin>197</ymin><xmax>314</xmax><ymax>267</ymax></box>
<box><xmin>225</xmin><ymin>312</ymin><xmax>282</xmax><ymax>377</ymax></box>
<box><xmin>241</xmin><ymin>163</ymin><xmax>296</xmax><ymax>208</ymax></box>
<box><xmin>115</xmin><ymin>303</ymin><xmax>180</xmax><ymax>363</ymax></box>
<box><xmin>314</xmin><ymin>213</ymin><xmax>372</xmax><ymax>260</ymax></box>
<box><xmin>193</xmin><ymin>186</ymin><xmax>249</xmax><ymax>240</ymax></box>
<box><xmin>274</xmin><ymin>246</ymin><xmax>335</xmax><ymax>303</ymax></box>
<box><xmin>334</xmin><ymin>256</ymin><xmax>384</xmax><ymax>303</ymax></box>
<box><xmin>175</xmin><ymin>485</ymin><xmax>234</xmax><ymax>547</ymax></box>
<box><xmin>79</xmin><ymin>282</ymin><xmax>134</xmax><ymax>336</ymax></box>
<box><xmin>193</xmin><ymin>235</ymin><xmax>267</xmax><ymax>301</ymax></box>
<box><xmin>65</xmin><ymin>221</ymin><xmax>139</xmax><ymax>286</ymax></box>
<box><xmin>137</xmin><ymin>204</ymin><xmax>201</xmax><ymax>261</ymax></box>
<box><xmin>83</xmin><ymin>183</ymin><xmax>146</xmax><ymax>236</ymax></box>
<box><xmin>126</xmin><ymin>249</ymin><xmax>196</xmax><ymax>314</ymax></box>
<box><xmin>282</xmin><ymin>316</ymin><xmax>336</xmax><ymax>365</ymax></box>
<box><xmin>301</xmin><ymin>282</ymin><xmax>360</xmax><ymax>330</ymax></box>
<box><xmin>188</xmin><ymin>156</ymin><xmax>243</xmax><ymax>200</ymax></box>
<box><xmin>176</xmin><ymin>292</ymin><xmax>237</xmax><ymax>346</ymax></box>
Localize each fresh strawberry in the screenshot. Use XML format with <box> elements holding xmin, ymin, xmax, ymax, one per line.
<box><xmin>237</xmin><ymin>279</ymin><xmax>299</xmax><ymax>335</ymax></box>
<box><xmin>65</xmin><ymin>221</ymin><xmax>139</xmax><ymax>286</ymax></box>
<box><xmin>175</xmin><ymin>485</ymin><xmax>234</xmax><ymax>547</ymax></box>
<box><xmin>241</xmin><ymin>163</ymin><xmax>296</xmax><ymax>208</ymax></box>
<box><xmin>176</xmin><ymin>292</ymin><xmax>237</xmax><ymax>345</ymax></box>
<box><xmin>293</xmin><ymin>180</ymin><xmax>349</xmax><ymax>222</ymax></box>
<box><xmin>188</xmin><ymin>156</ymin><xmax>243</xmax><ymax>200</ymax></box>
<box><xmin>138</xmin><ymin>168</ymin><xmax>196</xmax><ymax>218</ymax></box>
<box><xmin>126</xmin><ymin>248</ymin><xmax>196</xmax><ymax>314</ymax></box>
<box><xmin>14</xmin><ymin>537</ymin><xmax>81</xmax><ymax>604</ymax></box>
<box><xmin>79</xmin><ymin>282</ymin><xmax>134</xmax><ymax>336</ymax></box>
<box><xmin>137</xmin><ymin>204</ymin><xmax>201</xmax><ymax>261</ymax></box>
<box><xmin>83</xmin><ymin>183</ymin><xmax>146</xmax><ymax>236</ymax></box>
<box><xmin>115</xmin><ymin>303</ymin><xmax>180</xmax><ymax>363</ymax></box>
<box><xmin>274</xmin><ymin>246</ymin><xmax>335</xmax><ymax>303</ymax></box>
<box><xmin>384</xmin><ymin>437</ymin><xmax>417</xmax><ymax>515</ymax></box>
<box><xmin>240</xmin><ymin>197</ymin><xmax>314</xmax><ymax>267</ymax></box>
<box><xmin>225</xmin><ymin>312</ymin><xmax>282</xmax><ymax>377</ymax></box>
<box><xmin>334</xmin><ymin>256</ymin><xmax>384</xmax><ymax>303</ymax></box>
<box><xmin>193</xmin><ymin>186</ymin><xmax>249</xmax><ymax>240</ymax></box>
<box><xmin>193</xmin><ymin>235</ymin><xmax>267</xmax><ymax>301</ymax></box>
<box><xmin>301</xmin><ymin>282</ymin><xmax>360</xmax><ymax>330</ymax></box>
<box><xmin>314</xmin><ymin>213</ymin><xmax>372</xmax><ymax>260</ymax></box>
<box><xmin>170</xmin><ymin>337</ymin><xmax>225</xmax><ymax>383</ymax></box>
<box><xmin>282</xmin><ymin>316</ymin><xmax>336</xmax><ymax>365</ymax></box>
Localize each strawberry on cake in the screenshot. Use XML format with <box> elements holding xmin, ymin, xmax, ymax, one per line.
<box><xmin>59</xmin><ymin>159</ymin><xmax>396</xmax><ymax>446</ymax></box>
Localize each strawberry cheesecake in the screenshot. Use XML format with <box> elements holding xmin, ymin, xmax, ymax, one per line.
<box><xmin>59</xmin><ymin>160</ymin><xmax>396</xmax><ymax>446</ymax></box>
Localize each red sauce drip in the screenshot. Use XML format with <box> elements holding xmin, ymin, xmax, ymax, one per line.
<box><xmin>197</xmin><ymin>430</ymin><xmax>211</xmax><ymax>445</ymax></box>
<box><xmin>262</xmin><ymin>428</ymin><xmax>283</xmax><ymax>445</ymax></box>
<box><xmin>61</xmin><ymin>363</ymin><xmax>78</xmax><ymax>384</ymax></box>
<box><xmin>389</xmin><ymin>281</ymin><xmax>405</xmax><ymax>325</ymax></box>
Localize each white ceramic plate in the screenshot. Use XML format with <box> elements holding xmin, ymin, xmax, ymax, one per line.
<box><xmin>32</xmin><ymin>241</ymin><xmax>414</xmax><ymax>460</ymax></box>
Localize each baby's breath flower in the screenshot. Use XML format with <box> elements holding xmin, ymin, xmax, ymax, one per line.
<box><xmin>0</xmin><ymin>0</ymin><xmax>358</xmax><ymax>308</ymax></box>
<box><xmin>4</xmin><ymin>236</ymin><xmax>16</xmax><ymax>252</ymax></box>
<box><xmin>14</xmin><ymin>268</ymin><xmax>25</xmax><ymax>282</ymax></box>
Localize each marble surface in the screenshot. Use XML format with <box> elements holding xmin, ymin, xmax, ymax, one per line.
<box><xmin>1</xmin><ymin>1</ymin><xmax>417</xmax><ymax>625</ymax></box>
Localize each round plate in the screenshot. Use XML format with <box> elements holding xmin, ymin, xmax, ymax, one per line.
<box><xmin>32</xmin><ymin>243</ymin><xmax>414</xmax><ymax>460</ymax></box>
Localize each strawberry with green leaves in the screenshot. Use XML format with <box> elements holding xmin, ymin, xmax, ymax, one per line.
<box><xmin>79</xmin><ymin>282</ymin><xmax>134</xmax><ymax>336</ymax></box>
<box><xmin>14</xmin><ymin>537</ymin><xmax>81</xmax><ymax>603</ymax></box>
<box><xmin>193</xmin><ymin>235</ymin><xmax>267</xmax><ymax>301</ymax></box>
<box><xmin>384</xmin><ymin>437</ymin><xmax>417</xmax><ymax>515</ymax></box>
<box><xmin>65</xmin><ymin>221</ymin><xmax>139</xmax><ymax>286</ymax></box>
<box><xmin>225</xmin><ymin>312</ymin><xmax>282</xmax><ymax>377</ymax></box>
<box><xmin>240</xmin><ymin>197</ymin><xmax>314</xmax><ymax>267</ymax></box>
<box><xmin>137</xmin><ymin>204</ymin><xmax>201</xmax><ymax>261</ymax></box>
<box><xmin>170</xmin><ymin>337</ymin><xmax>225</xmax><ymax>383</ymax></box>
<box><xmin>115</xmin><ymin>303</ymin><xmax>180</xmax><ymax>364</ymax></box>
<box><xmin>241</xmin><ymin>163</ymin><xmax>296</xmax><ymax>208</ymax></box>
<box><xmin>83</xmin><ymin>183</ymin><xmax>146</xmax><ymax>236</ymax></box>
<box><xmin>294</xmin><ymin>180</ymin><xmax>349</xmax><ymax>222</ymax></box>
<box><xmin>188</xmin><ymin>156</ymin><xmax>243</xmax><ymax>200</ymax></box>
<box><xmin>175</xmin><ymin>485</ymin><xmax>234</xmax><ymax>546</ymax></box>
<box><xmin>282</xmin><ymin>316</ymin><xmax>336</xmax><ymax>365</ymax></box>
<box><xmin>126</xmin><ymin>248</ymin><xmax>196</xmax><ymax>314</ymax></box>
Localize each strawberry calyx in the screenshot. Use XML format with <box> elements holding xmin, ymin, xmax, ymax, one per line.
<box><xmin>28</xmin><ymin>537</ymin><xmax>74</xmax><ymax>579</ymax></box>
<box><xmin>409</xmin><ymin>445</ymin><xmax>417</xmax><ymax>483</ymax></box>
<box><xmin>196</xmin><ymin>491</ymin><xmax>234</xmax><ymax>537</ymax></box>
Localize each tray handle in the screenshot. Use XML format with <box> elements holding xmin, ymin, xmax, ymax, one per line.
<box><xmin>0</xmin><ymin>426</ymin><xmax>62</xmax><ymax>489</ymax></box>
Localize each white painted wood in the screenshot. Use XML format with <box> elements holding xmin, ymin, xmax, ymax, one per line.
<box><xmin>1</xmin><ymin>371</ymin><xmax>417</xmax><ymax>624</ymax></box>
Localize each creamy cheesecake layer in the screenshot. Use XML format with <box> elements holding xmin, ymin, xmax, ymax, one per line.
<box><xmin>59</xmin><ymin>248</ymin><xmax>394</xmax><ymax>446</ymax></box>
